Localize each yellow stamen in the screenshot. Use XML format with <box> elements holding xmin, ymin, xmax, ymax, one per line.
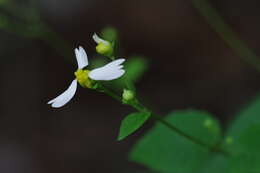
<box><xmin>74</xmin><ymin>69</ymin><xmax>93</xmax><ymax>88</ymax></box>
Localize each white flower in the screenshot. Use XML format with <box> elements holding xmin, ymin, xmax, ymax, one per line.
<box><xmin>48</xmin><ymin>46</ymin><xmax>125</xmax><ymax>108</ymax></box>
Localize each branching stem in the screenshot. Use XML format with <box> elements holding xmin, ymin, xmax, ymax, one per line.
<box><xmin>99</xmin><ymin>84</ymin><xmax>230</xmax><ymax>156</ymax></box>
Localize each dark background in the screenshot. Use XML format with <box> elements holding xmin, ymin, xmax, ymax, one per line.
<box><xmin>1</xmin><ymin>0</ymin><xmax>260</xmax><ymax>172</ymax></box>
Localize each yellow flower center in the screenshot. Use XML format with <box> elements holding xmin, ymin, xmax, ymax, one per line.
<box><xmin>74</xmin><ymin>69</ymin><xmax>93</xmax><ymax>88</ymax></box>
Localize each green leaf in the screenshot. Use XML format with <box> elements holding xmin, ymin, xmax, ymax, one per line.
<box><xmin>220</xmin><ymin>95</ymin><xmax>260</xmax><ymax>173</ymax></box>
<box><xmin>224</xmin><ymin>94</ymin><xmax>260</xmax><ymax>156</ymax></box>
<box><xmin>201</xmin><ymin>155</ymin><xmax>228</xmax><ymax>173</ymax></box>
<box><xmin>129</xmin><ymin>110</ymin><xmax>221</xmax><ymax>173</ymax></box>
<box><xmin>228</xmin><ymin>125</ymin><xmax>260</xmax><ymax>173</ymax></box>
<box><xmin>113</xmin><ymin>56</ymin><xmax>148</xmax><ymax>88</ymax></box>
<box><xmin>226</xmin><ymin>94</ymin><xmax>260</xmax><ymax>140</ymax></box>
<box><xmin>118</xmin><ymin>112</ymin><xmax>151</xmax><ymax>141</ymax></box>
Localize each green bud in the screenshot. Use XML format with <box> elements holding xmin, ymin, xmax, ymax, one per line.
<box><xmin>96</xmin><ymin>42</ymin><xmax>113</xmax><ymax>57</ymax></box>
<box><xmin>122</xmin><ymin>89</ymin><xmax>135</xmax><ymax>103</ymax></box>
<box><xmin>93</xmin><ymin>33</ymin><xmax>113</xmax><ymax>57</ymax></box>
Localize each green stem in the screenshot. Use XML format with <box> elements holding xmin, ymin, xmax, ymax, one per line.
<box><xmin>97</xmin><ymin>84</ymin><xmax>122</xmax><ymax>101</ymax></box>
<box><xmin>152</xmin><ymin>113</ymin><xmax>226</xmax><ymax>154</ymax></box>
<box><xmin>192</xmin><ymin>0</ymin><xmax>260</xmax><ymax>72</ymax></box>
<box><xmin>98</xmin><ymin>84</ymin><xmax>230</xmax><ymax>156</ymax></box>
<box><xmin>0</xmin><ymin>1</ymin><xmax>230</xmax><ymax>154</ymax></box>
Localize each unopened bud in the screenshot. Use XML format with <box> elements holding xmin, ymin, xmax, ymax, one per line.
<box><xmin>122</xmin><ymin>89</ymin><xmax>135</xmax><ymax>103</ymax></box>
<box><xmin>96</xmin><ymin>42</ymin><xmax>113</xmax><ymax>56</ymax></box>
<box><xmin>93</xmin><ymin>33</ymin><xmax>113</xmax><ymax>57</ymax></box>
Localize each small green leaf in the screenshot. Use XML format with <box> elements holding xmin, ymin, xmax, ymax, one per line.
<box><xmin>129</xmin><ymin>110</ymin><xmax>221</xmax><ymax>173</ymax></box>
<box><xmin>118</xmin><ymin>112</ymin><xmax>151</xmax><ymax>141</ymax></box>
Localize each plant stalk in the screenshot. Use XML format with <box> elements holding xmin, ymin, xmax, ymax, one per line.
<box><xmin>99</xmin><ymin>84</ymin><xmax>230</xmax><ymax>156</ymax></box>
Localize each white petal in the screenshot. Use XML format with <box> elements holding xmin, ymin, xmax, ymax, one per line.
<box><xmin>89</xmin><ymin>59</ymin><xmax>126</xmax><ymax>81</ymax></box>
<box><xmin>75</xmin><ymin>46</ymin><xmax>88</xmax><ymax>69</ymax></box>
<box><xmin>48</xmin><ymin>79</ymin><xmax>77</xmax><ymax>108</ymax></box>
<box><xmin>92</xmin><ymin>33</ymin><xmax>109</xmax><ymax>45</ymax></box>
<box><xmin>104</xmin><ymin>58</ymin><xmax>125</xmax><ymax>67</ymax></box>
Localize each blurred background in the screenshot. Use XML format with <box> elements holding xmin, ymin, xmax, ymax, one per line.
<box><xmin>1</xmin><ymin>0</ymin><xmax>260</xmax><ymax>172</ymax></box>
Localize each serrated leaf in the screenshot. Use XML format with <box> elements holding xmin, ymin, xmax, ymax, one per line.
<box><xmin>118</xmin><ymin>112</ymin><xmax>151</xmax><ymax>141</ymax></box>
<box><xmin>129</xmin><ymin>110</ymin><xmax>221</xmax><ymax>173</ymax></box>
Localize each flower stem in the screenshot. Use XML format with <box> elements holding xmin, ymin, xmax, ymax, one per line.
<box><xmin>96</xmin><ymin>84</ymin><xmax>122</xmax><ymax>101</ymax></box>
<box><xmin>99</xmin><ymin>84</ymin><xmax>230</xmax><ymax>156</ymax></box>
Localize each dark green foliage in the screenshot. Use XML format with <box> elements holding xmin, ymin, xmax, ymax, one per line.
<box><xmin>118</xmin><ymin>112</ymin><xmax>151</xmax><ymax>141</ymax></box>
<box><xmin>129</xmin><ymin>110</ymin><xmax>221</xmax><ymax>173</ymax></box>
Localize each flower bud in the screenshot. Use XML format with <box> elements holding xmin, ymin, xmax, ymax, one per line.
<box><xmin>122</xmin><ymin>89</ymin><xmax>135</xmax><ymax>103</ymax></box>
<box><xmin>96</xmin><ymin>42</ymin><xmax>113</xmax><ymax>56</ymax></box>
<box><xmin>93</xmin><ymin>33</ymin><xmax>113</xmax><ymax>57</ymax></box>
